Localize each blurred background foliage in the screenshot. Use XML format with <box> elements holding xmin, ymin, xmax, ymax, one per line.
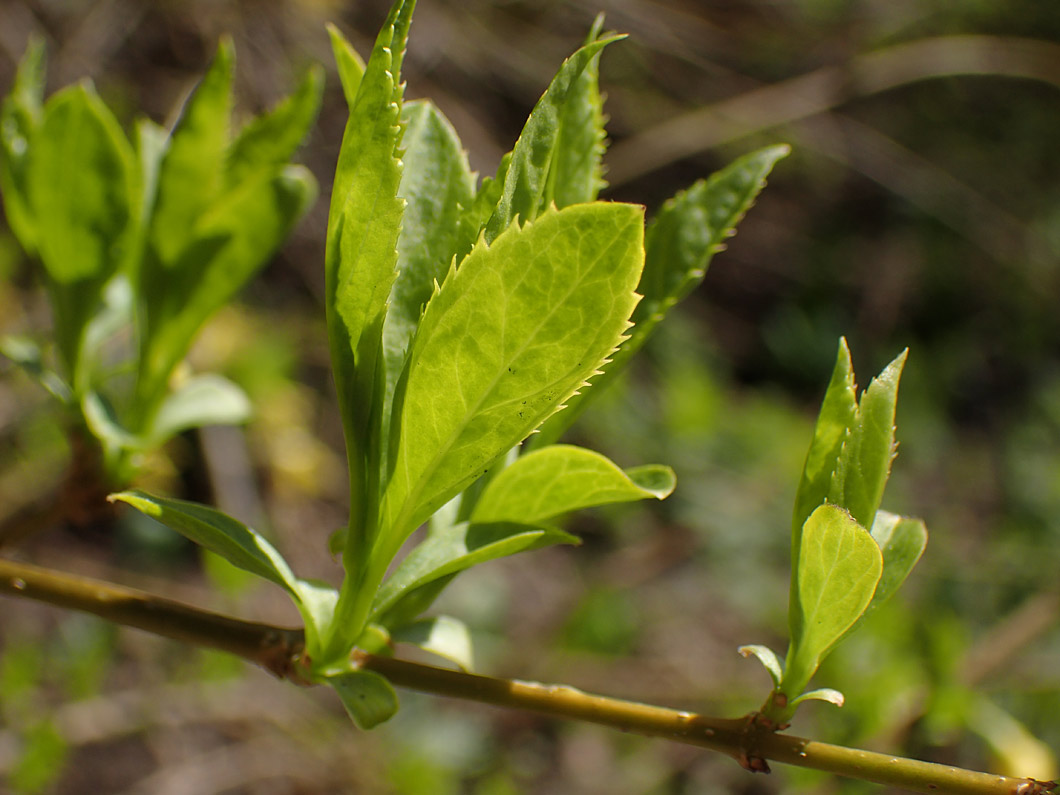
<box><xmin>1</xmin><ymin>0</ymin><xmax>1059</xmax><ymax>792</ymax></box>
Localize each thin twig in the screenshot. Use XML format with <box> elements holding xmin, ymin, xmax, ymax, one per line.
<box><xmin>0</xmin><ymin>557</ymin><xmax>1054</xmax><ymax>795</ymax></box>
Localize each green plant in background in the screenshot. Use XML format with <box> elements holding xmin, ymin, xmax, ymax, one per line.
<box><xmin>0</xmin><ymin>34</ymin><xmax>321</xmax><ymax>487</ymax></box>
<box><xmin>3</xmin><ymin>1</ymin><xmax>1054</xmax><ymax>792</ymax></box>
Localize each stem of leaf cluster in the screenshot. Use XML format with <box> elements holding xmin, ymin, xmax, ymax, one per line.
<box><xmin>0</xmin><ymin>557</ymin><xmax>1053</xmax><ymax>795</ymax></box>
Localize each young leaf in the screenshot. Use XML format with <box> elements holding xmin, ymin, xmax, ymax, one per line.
<box><xmin>383</xmin><ymin>100</ymin><xmax>475</xmax><ymax>411</ymax></box>
<box><xmin>738</xmin><ymin>644</ymin><xmax>784</xmax><ymax>688</ymax></box>
<box><xmin>327</xmin><ymin>24</ymin><xmax>367</xmax><ymax>108</ymax></box>
<box><xmin>828</xmin><ymin>348</ymin><xmax>907</xmax><ymax>530</ymax></box>
<box><xmin>783</xmin><ymin>504</ymin><xmax>882</xmax><ymax>700</ymax></box>
<box><xmin>532</xmin><ymin>144</ymin><xmax>789</xmax><ymax>448</ymax></box>
<box><xmin>147</xmin><ymin>38</ymin><xmax>234</xmax><ymax>267</ymax></box>
<box><xmin>861</xmin><ymin>510</ymin><xmax>927</xmax><ymax>621</ymax></box>
<box><xmin>391</xmin><ymin>615</ymin><xmax>474</xmax><ymax>671</ymax></box>
<box><xmin>470</xmin><ymin>444</ymin><xmax>674</xmax><ymax>525</ymax></box>
<box><xmin>791</xmin><ymin>688</ymin><xmax>845</xmax><ymax>708</ymax></box>
<box><xmin>482</xmin><ymin>34</ymin><xmax>621</xmax><ymax>243</ymax></box>
<box><xmin>108</xmin><ymin>490</ymin><xmax>334</xmax><ymax>656</ymax></box>
<box><xmin>148</xmin><ymin>374</ymin><xmax>252</xmax><ymax>445</ymax></box>
<box><xmin>26</xmin><ymin>82</ymin><xmax>137</xmax><ymax>377</ymax></box>
<box><xmin>0</xmin><ymin>36</ymin><xmax>46</xmax><ymax>254</ymax></box>
<box><xmin>224</xmin><ymin>63</ymin><xmax>324</xmax><ymax>189</ymax></box>
<box><xmin>371</xmin><ymin>521</ymin><xmax>578</xmax><ymax>621</ymax></box>
<box><xmin>791</xmin><ymin>338</ymin><xmax>857</xmax><ymax>542</ymax></box>
<box><xmin>546</xmin><ymin>14</ymin><xmax>608</xmax><ymax>209</ymax></box>
<box><xmin>381</xmin><ymin>202</ymin><xmax>645</xmax><ymax>544</ymax></box>
<box><xmin>328</xmin><ymin>669</ymin><xmax>399</xmax><ymax>729</ymax></box>
<box><xmin>324</xmin><ymin>0</ymin><xmax>414</xmax><ymax>564</ymax></box>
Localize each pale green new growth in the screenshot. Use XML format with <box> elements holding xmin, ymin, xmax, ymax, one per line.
<box><xmin>471</xmin><ymin>445</ymin><xmax>674</xmax><ymax>524</ymax></box>
<box><xmin>784</xmin><ymin>504</ymin><xmax>882</xmax><ymax>704</ymax></box>
<box><xmin>381</xmin><ymin>202</ymin><xmax>644</xmax><ymax>545</ymax></box>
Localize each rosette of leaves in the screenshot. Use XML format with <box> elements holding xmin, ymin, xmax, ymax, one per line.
<box><xmin>0</xmin><ymin>37</ymin><xmax>322</xmax><ymax>483</ymax></box>
<box><xmin>739</xmin><ymin>339</ymin><xmax>928</xmax><ymax>728</ymax></box>
<box><xmin>114</xmin><ymin>0</ymin><xmax>788</xmax><ymax>728</ymax></box>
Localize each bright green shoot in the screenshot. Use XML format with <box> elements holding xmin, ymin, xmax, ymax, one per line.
<box><xmin>741</xmin><ymin>339</ymin><xmax>927</xmax><ymax>728</ymax></box>
<box><xmin>111</xmin><ymin>0</ymin><xmax>787</xmax><ymax>729</ymax></box>
<box><xmin>0</xmin><ymin>36</ymin><xmax>322</xmax><ymax>484</ymax></box>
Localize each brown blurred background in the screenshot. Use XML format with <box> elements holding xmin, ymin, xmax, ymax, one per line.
<box><xmin>1</xmin><ymin>1</ymin><xmax>1060</xmax><ymax>793</ymax></box>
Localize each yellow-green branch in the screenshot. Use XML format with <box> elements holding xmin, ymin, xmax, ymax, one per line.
<box><xmin>0</xmin><ymin>557</ymin><xmax>1053</xmax><ymax>795</ymax></box>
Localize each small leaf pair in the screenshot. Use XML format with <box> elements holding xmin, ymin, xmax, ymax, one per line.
<box><xmin>742</xmin><ymin>340</ymin><xmax>927</xmax><ymax>727</ymax></box>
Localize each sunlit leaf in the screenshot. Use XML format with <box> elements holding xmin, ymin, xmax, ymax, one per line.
<box><xmin>482</xmin><ymin>35</ymin><xmax>621</xmax><ymax>242</ymax></box>
<box><xmin>471</xmin><ymin>444</ymin><xmax>673</xmax><ymax>524</ymax></box>
<box><xmin>532</xmin><ymin>145</ymin><xmax>788</xmax><ymax>447</ymax></box>
<box><xmin>324</xmin><ymin>0</ymin><xmax>413</xmax><ymax>571</ymax></box>
<box><xmin>783</xmin><ymin>504</ymin><xmax>882</xmax><ymax>699</ymax></box>
<box><xmin>381</xmin><ymin>202</ymin><xmax>644</xmax><ymax>544</ymax></box>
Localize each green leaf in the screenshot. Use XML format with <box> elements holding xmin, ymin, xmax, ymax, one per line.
<box><xmin>371</xmin><ymin>521</ymin><xmax>578</xmax><ymax>621</ymax></box>
<box><xmin>328</xmin><ymin>669</ymin><xmax>399</xmax><ymax>729</ymax></box>
<box><xmin>224</xmin><ymin>63</ymin><xmax>323</xmax><ymax>189</ymax></box>
<box><xmin>547</xmin><ymin>14</ymin><xmax>608</xmax><ymax>209</ymax></box>
<box><xmin>828</xmin><ymin>348</ymin><xmax>907</xmax><ymax>530</ymax></box>
<box><xmin>383</xmin><ymin>100</ymin><xmax>475</xmax><ymax>412</ymax></box>
<box><xmin>147</xmin><ymin>38</ymin><xmax>234</xmax><ymax>267</ymax></box>
<box><xmin>738</xmin><ymin>644</ymin><xmax>784</xmax><ymax>688</ymax></box>
<box><xmin>111</xmin><ymin>489</ymin><xmax>296</xmax><ymax>588</ymax></box>
<box><xmin>26</xmin><ymin>82</ymin><xmax>137</xmax><ymax>376</ymax></box>
<box><xmin>783</xmin><ymin>504</ymin><xmax>882</xmax><ymax>699</ymax></box>
<box><xmin>532</xmin><ymin>144</ymin><xmax>789</xmax><ymax>448</ymax></box>
<box><xmin>471</xmin><ymin>444</ymin><xmax>673</xmax><ymax>524</ymax></box>
<box><xmin>862</xmin><ymin>510</ymin><xmax>927</xmax><ymax>621</ymax></box>
<box><xmin>792</xmin><ymin>338</ymin><xmax>857</xmax><ymax>545</ymax></box>
<box><xmin>791</xmin><ymin>688</ymin><xmax>845</xmax><ymax>708</ymax></box>
<box><xmin>482</xmin><ymin>34</ymin><xmax>621</xmax><ymax>243</ymax></box>
<box><xmin>324</xmin><ymin>0</ymin><xmax>414</xmax><ymax>568</ymax></box>
<box><xmin>327</xmin><ymin>24</ymin><xmax>367</xmax><ymax>108</ymax></box>
<box><xmin>0</xmin><ymin>36</ymin><xmax>46</xmax><ymax>254</ymax></box>
<box><xmin>381</xmin><ymin>202</ymin><xmax>644</xmax><ymax>545</ymax></box>
<box><xmin>148</xmin><ymin>374</ymin><xmax>252</xmax><ymax>444</ymax></box>
<box><xmin>452</xmin><ymin>152</ymin><xmax>510</xmax><ymax>264</ymax></box>
<box><xmin>108</xmin><ymin>490</ymin><xmax>334</xmax><ymax>656</ymax></box>
<box><xmin>392</xmin><ymin>615</ymin><xmax>474</xmax><ymax>670</ymax></box>
<box><xmin>139</xmin><ymin>164</ymin><xmax>316</xmax><ymax>409</ymax></box>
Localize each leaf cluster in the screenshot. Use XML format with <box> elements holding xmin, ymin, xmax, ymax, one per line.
<box><xmin>111</xmin><ymin>0</ymin><xmax>788</xmax><ymax>729</ymax></box>
<box><xmin>0</xmin><ymin>37</ymin><xmax>322</xmax><ymax>483</ymax></box>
